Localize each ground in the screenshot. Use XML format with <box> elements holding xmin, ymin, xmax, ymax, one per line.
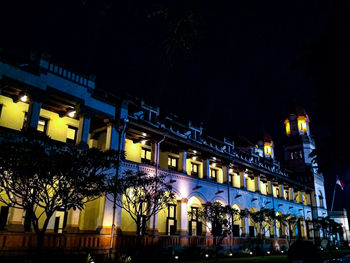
<box><xmin>187</xmin><ymin>255</ymin><xmax>288</xmax><ymax>263</ymax></box>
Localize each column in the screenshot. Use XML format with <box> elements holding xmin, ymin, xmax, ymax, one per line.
<box><xmin>223</xmin><ymin>166</ymin><xmax>229</xmax><ymax>184</ymax></box>
<box><xmin>254</xmin><ymin>174</ymin><xmax>261</xmax><ymax>193</ymax></box>
<box><xmin>300</xmin><ymin>191</ymin><xmax>304</xmax><ymax>205</ymax></box>
<box><xmin>25</xmin><ymin>101</ymin><xmax>42</xmax><ymax>130</ymax></box>
<box><xmin>77</xmin><ymin>115</ymin><xmax>91</xmax><ymax>145</ymax></box>
<box><xmin>179</xmin><ymin>150</ymin><xmax>187</xmax><ymax>174</ymax></box>
<box><xmin>267</xmin><ymin>180</ymin><xmax>273</xmax><ymax>196</ymax></box>
<box><xmin>149</xmin><ymin>210</ymin><xmax>159</xmax><ymax>235</ymax></box>
<box><xmin>289</xmin><ymin>187</ymin><xmax>295</xmax><ymax>202</ymax></box>
<box><xmin>65</xmin><ymin>208</ymin><xmax>80</xmax><ymax>233</ymax></box>
<box><xmin>279</xmin><ymin>184</ymin><xmax>285</xmax><ymax>199</ymax></box>
<box><xmin>180</xmin><ymin>198</ymin><xmax>188</xmax><ymax>236</ymax></box>
<box><xmin>151</xmin><ymin>142</ymin><xmax>158</xmax><ymax>165</ymax></box>
<box><xmin>100</xmin><ymin>196</ymin><xmax>114</xmax><ymax>234</ymax></box>
<box><xmin>244</xmin><ymin>216</ymin><xmax>250</xmax><ymax>237</ymax></box>
<box><xmin>203</xmin><ymin>159</ymin><xmax>210</xmax><ymax>180</ymax></box>
<box><xmin>240</xmin><ymin>170</ymin><xmax>247</xmax><ymax>188</ymax></box>
<box><xmin>7</xmin><ymin>207</ymin><xmax>24</xmax><ymax>232</ymax></box>
<box><xmin>106</xmin><ymin>123</ymin><xmax>118</xmax><ymax>150</ymax></box>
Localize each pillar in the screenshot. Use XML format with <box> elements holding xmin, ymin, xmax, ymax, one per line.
<box><xmin>106</xmin><ymin>123</ymin><xmax>118</xmax><ymax>150</ymax></box>
<box><xmin>223</xmin><ymin>166</ymin><xmax>229</xmax><ymax>184</ymax></box>
<box><xmin>179</xmin><ymin>150</ymin><xmax>187</xmax><ymax>174</ymax></box>
<box><xmin>151</xmin><ymin>142</ymin><xmax>158</xmax><ymax>165</ymax></box>
<box><xmin>180</xmin><ymin>198</ymin><xmax>188</xmax><ymax>236</ymax></box>
<box><xmin>240</xmin><ymin>170</ymin><xmax>247</xmax><ymax>188</ymax></box>
<box><xmin>25</xmin><ymin>101</ymin><xmax>42</xmax><ymax>130</ymax></box>
<box><xmin>100</xmin><ymin>195</ymin><xmax>120</xmax><ymax>234</ymax></box>
<box><xmin>289</xmin><ymin>187</ymin><xmax>295</xmax><ymax>202</ymax></box>
<box><xmin>300</xmin><ymin>191</ymin><xmax>304</xmax><ymax>205</ymax></box>
<box><xmin>149</xmin><ymin>210</ymin><xmax>159</xmax><ymax>235</ymax></box>
<box><xmin>203</xmin><ymin>159</ymin><xmax>210</xmax><ymax>180</ymax></box>
<box><xmin>65</xmin><ymin>208</ymin><xmax>80</xmax><ymax>233</ymax></box>
<box><xmin>244</xmin><ymin>216</ymin><xmax>249</xmax><ymax>237</ymax></box>
<box><xmin>7</xmin><ymin>207</ymin><xmax>24</xmax><ymax>232</ymax></box>
<box><xmin>267</xmin><ymin>180</ymin><xmax>273</xmax><ymax>196</ymax></box>
<box><xmin>278</xmin><ymin>184</ymin><xmax>285</xmax><ymax>199</ymax></box>
<box><xmin>254</xmin><ymin>175</ymin><xmax>261</xmax><ymax>193</ymax></box>
<box><xmin>77</xmin><ymin>115</ymin><xmax>91</xmax><ymax>145</ymax></box>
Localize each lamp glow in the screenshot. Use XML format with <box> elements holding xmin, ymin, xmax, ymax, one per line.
<box><xmin>141</xmin><ymin>140</ymin><xmax>147</xmax><ymax>145</ymax></box>
<box><xmin>229</xmin><ymin>168</ymin><xmax>233</xmax><ymax>173</ymax></box>
<box><xmin>68</xmin><ymin>110</ymin><xmax>76</xmax><ymax>118</ymax></box>
<box><xmin>20</xmin><ymin>94</ymin><xmax>28</xmax><ymax>102</ymax></box>
<box><xmin>192</xmin><ymin>156</ymin><xmax>197</xmax><ymax>161</ymax></box>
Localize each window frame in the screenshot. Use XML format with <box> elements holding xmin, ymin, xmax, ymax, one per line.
<box><xmin>210</xmin><ymin>168</ymin><xmax>217</xmax><ymax>181</ymax></box>
<box><xmin>66</xmin><ymin>125</ymin><xmax>78</xmax><ymax>144</ymax></box>
<box><xmin>191</xmin><ymin>162</ymin><xmax>199</xmax><ymax>176</ymax></box>
<box><xmin>141</xmin><ymin>148</ymin><xmax>152</xmax><ymax>164</ymax></box>
<box><xmin>168</xmin><ymin>156</ymin><xmax>178</xmax><ymax>171</ymax></box>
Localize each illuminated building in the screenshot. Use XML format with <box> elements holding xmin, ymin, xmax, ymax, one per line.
<box><xmin>0</xmin><ymin>51</ymin><xmax>339</xmax><ymax>251</ymax></box>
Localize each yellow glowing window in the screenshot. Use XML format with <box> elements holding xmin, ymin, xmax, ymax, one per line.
<box><xmin>298</xmin><ymin>118</ymin><xmax>307</xmax><ymax>133</ymax></box>
<box><xmin>141</xmin><ymin>148</ymin><xmax>151</xmax><ymax>160</ymax></box>
<box><xmin>264</xmin><ymin>143</ymin><xmax>271</xmax><ymax>155</ymax></box>
<box><xmin>191</xmin><ymin>163</ymin><xmax>199</xmax><ymax>176</ymax></box>
<box><xmin>285</xmin><ymin>120</ymin><xmax>291</xmax><ymax>135</ymax></box>
<box><xmin>168</xmin><ymin>156</ymin><xmax>178</xmax><ymax>170</ymax></box>
<box><xmin>66</xmin><ymin>126</ymin><xmax>78</xmax><ymax>143</ymax></box>
<box><xmin>37</xmin><ymin>117</ymin><xmax>48</xmax><ymax>133</ymax></box>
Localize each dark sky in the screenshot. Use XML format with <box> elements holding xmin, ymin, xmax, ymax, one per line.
<box><xmin>2</xmin><ymin>0</ymin><xmax>350</xmax><ymax>211</ymax></box>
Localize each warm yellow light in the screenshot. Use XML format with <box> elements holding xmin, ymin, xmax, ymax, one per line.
<box><xmin>213</xmin><ymin>157</ymin><xmax>216</xmax><ymax>160</ymax></box>
<box><xmin>229</xmin><ymin>168</ymin><xmax>233</xmax><ymax>173</ymax></box>
<box><xmin>264</xmin><ymin>142</ymin><xmax>271</xmax><ymax>156</ymax></box>
<box><xmin>193</xmin><ymin>150</ymin><xmax>197</xmax><ymax>154</ymax></box>
<box><xmin>142</xmin><ymin>132</ymin><xmax>147</xmax><ymax>136</ymax></box>
<box><xmin>192</xmin><ymin>156</ymin><xmax>197</xmax><ymax>161</ymax></box>
<box><xmin>20</xmin><ymin>94</ymin><xmax>28</xmax><ymax>102</ymax></box>
<box><xmin>285</xmin><ymin>120</ymin><xmax>291</xmax><ymax>135</ymax></box>
<box><xmin>68</xmin><ymin>110</ymin><xmax>76</xmax><ymax>118</ymax></box>
<box><xmin>297</xmin><ymin>117</ymin><xmax>307</xmax><ymax>133</ymax></box>
<box><xmin>141</xmin><ymin>140</ymin><xmax>147</xmax><ymax>145</ymax></box>
<box><xmin>212</xmin><ymin>163</ymin><xmax>216</xmax><ymax>167</ymax></box>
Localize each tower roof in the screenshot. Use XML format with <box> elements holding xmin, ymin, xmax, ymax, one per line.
<box><xmin>287</xmin><ymin>103</ymin><xmax>307</xmax><ymax>117</ymax></box>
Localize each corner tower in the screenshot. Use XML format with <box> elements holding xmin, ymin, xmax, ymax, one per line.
<box><xmin>283</xmin><ymin>105</ymin><xmax>328</xmax><ymax>218</ymax></box>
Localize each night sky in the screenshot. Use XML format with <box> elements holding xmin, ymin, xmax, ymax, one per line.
<box><xmin>2</xmin><ymin>0</ymin><xmax>350</xmax><ymax>213</ymax></box>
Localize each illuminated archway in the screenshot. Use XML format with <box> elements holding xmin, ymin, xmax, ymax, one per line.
<box><xmin>232</xmin><ymin>204</ymin><xmax>245</xmax><ymax>237</ymax></box>
<box><xmin>187</xmin><ymin>196</ymin><xmax>205</xmax><ymax>236</ymax></box>
<box><xmin>248</xmin><ymin>207</ymin><xmax>258</xmax><ymax>237</ymax></box>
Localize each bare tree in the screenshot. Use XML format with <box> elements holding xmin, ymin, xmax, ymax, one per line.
<box><xmin>107</xmin><ymin>170</ymin><xmax>175</xmax><ymax>237</ymax></box>
<box><xmin>249</xmin><ymin>208</ymin><xmax>275</xmax><ymax>249</ymax></box>
<box><xmin>0</xmin><ymin>131</ymin><xmax>116</xmax><ymax>247</ymax></box>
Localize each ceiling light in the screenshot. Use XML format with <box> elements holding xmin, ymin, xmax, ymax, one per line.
<box><xmin>142</xmin><ymin>132</ymin><xmax>147</xmax><ymax>136</ymax></box>
<box><xmin>20</xmin><ymin>94</ymin><xmax>28</xmax><ymax>102</ymax></box>
<box><xmin>192</xmin><ymin>156</ymin><xmax>197</xmax><ymax>161</ymax></box>
<box><xmin>141</xmin><ymin>140</ymin><xmax>147</xmax><ymax>145</ymax></box>
<box><xmin>68</xmin><ymin>110</ymin><xmax>76</xmax><ymax>118</ymax></box>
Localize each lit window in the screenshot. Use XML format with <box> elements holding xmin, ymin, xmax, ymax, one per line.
<box><xmin>285</xmin><ymin>120</ymin><xmax>291</xmax><ymax>135</ymax></box>
<box><xmin>191</xmin><ymin>163</ymin><xmax>199</xmax><ymax>176</ymax></box>
<box><xmin>168</xmin><ymin>156</ymin><xmax>178</xmax><ymax>171</ymax></box>
<box><xmin>210</xmin><ymin>168</ymin><xmax>217</xmax><ymax>181</ymax></box>
<box><xmin>37</xmin><ymin>117</ymin><xmax>48</xmax><ymax>134</ymax></box>
<box><xmin>141</xmin><ymin>148</ymin><xmax>151</xmax><ymax>164</ymax></box>
<box><xmin>264</xmin><ymin>142</ymin><xmax>272</xmax><ymax>156</ymax></box>
<box><xmin>66</xmin><ymin>126</ymin><xmax>78</xmax><ymax>144</ymax></box>
<box><xmin>276</xmin><ymin>188</ymin><xmax>280</xmax><ymax>198</ymax></box>
<box><xmin>297</xmin><ymin>117</ymin><xmax>308</xmax><ymax>133</ymax></box>
<box><xmin>167</xmin><ymin>204</ymin><xmax>177</xmax><ymax>235</ymax></box>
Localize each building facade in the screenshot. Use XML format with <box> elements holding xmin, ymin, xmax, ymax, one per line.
<box><xmin>0</xmin><ymin>51</ymin><xmax>336</xmax><ymax>251</ymax></box>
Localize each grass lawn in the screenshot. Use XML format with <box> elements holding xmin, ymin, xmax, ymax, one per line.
<box><xmin>186</xmin><ymin>255</ymin><xmax>288</xmax><ymax>263</ymax></box>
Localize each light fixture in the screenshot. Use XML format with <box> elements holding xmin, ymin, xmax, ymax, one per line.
<box><xmin>212</xmin><ymin>163</ymin><xmax>216</xmax><ymax>167</ymax></box>
<box><xmin>193</xmin><ymin>150</ymin><xmax>197</xmax><ymax>154</ymax></box>
<box><xmin>229</xmin><ymin>168</ymin><xmax>233</xmax><ymax>173</ymax></box>
<box><xmin>192</xmin><ymin>156</ymin><xmax>197</xmax><ymax>161</ymax></box>
<box><xmin>20</xmin><ymin>94</ymin><xmax>28</xmax><ymax>102</ymax></box>
<box><xmin>249</xmin><ymin>252</ymin><xmax>253</xmax><ymax>255</ymax></box>
<box><xmin>142</xmin><ymin>132</ymin><xmax>147</xmax><ymax>136</ymax></box>
<box><xmin>281</xmin><ymin>250</ymin><xmax>284</xmax><ymax>254</ymax></box>
<box><xmin>213</xmin><ymin>157</ymin><xmax>216</xmax><ymax>160</ymax></box>
<box><xmin>205</xmin><ymin>254</ymin><xmax>209</xmax><ymax>258</ymax></box>
<box><xmin>141</xmin><ymin>140</ymin><xmax>147</xmax><ymax>145</ymax></box>
<box><xmin>229</xmin><ymin>253</ymin><xmax>233</xmax><ymax>257</ymax></box>
<box><xmin>68</xmin><ymin>110</ymin><xmax>76</xmax><ymax>118</ymax></box>
<box><xmin>174</xmin><ymin>255</ymin><xmax>179</xmax><ymax>260</ymax></box>
<box><xmin>267</xmin><ymin>251</ymin><xmax>270</xmax><ymax>255</ymax></box>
